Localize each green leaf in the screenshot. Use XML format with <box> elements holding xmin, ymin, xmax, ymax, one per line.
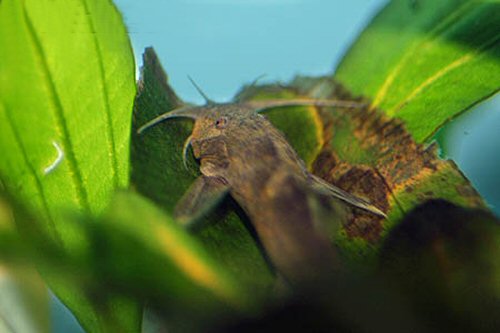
<box><xmin>0</xmin><ymin>0</ymin><xmax>138</xmax><ymax>331</ymax></box>
<box><xmin>335</xmin><ymin>0</ymin><xmax>500</xmax><ymax>143</ymax></box>
<box><xmin>1</xmin><ymin>190</ymin><xmax>252</xmax><ymax>332</ymax></box>
<box><xmin>329</xmin><ymin>0</ymin><xmax>499</xmax><ymax>264</ymax></box>
<box><xmin>95</xmin><ymin>191</ymin><xmax>251</xmax><ymax>328</ymax></box>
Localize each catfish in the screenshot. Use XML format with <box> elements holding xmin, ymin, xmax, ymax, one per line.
<box><xmin>138</xmin><ymin>95</ymin><xmax>386</xmax><ymax>286</ymax></box>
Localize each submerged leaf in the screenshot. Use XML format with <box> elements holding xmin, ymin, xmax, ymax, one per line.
<box><xmin>335</xmin><ymin>0</ymin><xmax>500</xmax><ymax>142</ymax></box>
<box><xmin>0</xmin><ymin>190</ymin><xmax>252</xmax><ymax>332</ymax></box>
<box><xmin>97</xmin><ymin>192</ymin><xmax>251</xmax><ymax>320</ymax></box>
<box><xmin>0</xmin><ymin>0</ymin><xmax>138</xmax><ymax>331</ymax></box>
<box><xmin>282</xmin><ymin>76</ymin><xmax>485</xmax><ymax>266</ymax></box>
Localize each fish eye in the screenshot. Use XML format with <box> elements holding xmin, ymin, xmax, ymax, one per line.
<box><xmin>215</xmin><ymin>116</ymin><xmax>228</xmax><ymax>129</ymax></box>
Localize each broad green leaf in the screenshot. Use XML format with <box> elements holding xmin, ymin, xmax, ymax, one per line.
<box><xmin>335</xmin><ymin>0</ymin><xmax>500</xmax><ymax>143</ymax></box>
<box><xmin>1</xmin><ymin>190</ymin><xmax>252</xmax><ymax>332</ymax></box>
<box><xmin>0</xmin><ymin>0</ymin><xmax>138</xmax><ymax>331</ymax></box>
<box><xmin>0</xmin><ymin>189</ymin><xmax>136</xmax><ymax>333</ymax></box>
<box><xmin>96</xmin><ymin>191</ymin><xmax>252</xmax><ymax>330</ymax></box>
<box><xmin>131</xmin><ymin>48</ymin><xmax>324</xmax><ymax>292</ymax></box>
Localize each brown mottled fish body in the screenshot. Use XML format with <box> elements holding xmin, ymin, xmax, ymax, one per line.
<box><xmin>138</xmin><ymin>101</ymin><xmax>385</xmax><ymax>286</ymax></box>
<box><xmin>192</xmin><ymin>107</ymin><xmax>340</xmax><ymax>283</ymax></box>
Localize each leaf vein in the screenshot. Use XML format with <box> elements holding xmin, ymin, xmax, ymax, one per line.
<box><xmin>22</xmin><ymin>6</ymin><xmax>91</xmax><ymax>212</ymax></box>
<box><xmin>369</xmin><ymin>1</ymin><xmax>475</xmax><ymax>111</ymax></box>
<box><xmin>390</xmin><ymin>33</ymin><xmax>500</xmax><ymax>115</ymax></box>
<box><xmin>81</xmin><ymin>0</ymin><xmax>119</xmax><ymax>187</ymax></box>
<box><xmin>2</xmin><ymin>101</ymin><xmax>61</xmax><ymax>244</ymax></box>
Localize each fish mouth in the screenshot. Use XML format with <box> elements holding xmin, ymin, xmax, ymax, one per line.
<box><xmin>191</xmin><ymin>136</ymin><xmax>228</xmax><ymax>160</ymax></box>
<box><xmin>199</xmin><ymin>155</ymin><xmax>229</xmax><ymax>169</ymax></box>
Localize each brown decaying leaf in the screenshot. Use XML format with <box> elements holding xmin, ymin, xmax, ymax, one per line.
<box><xmin>287</xmin><ymin>76</ymin><xmax>486</xmax><ymax>246</ymax></box>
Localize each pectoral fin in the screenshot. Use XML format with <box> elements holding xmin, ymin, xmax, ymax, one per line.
<box><xmin>308</xmin><ymin>174</ymin><xmax>387</xmax><ymax>218</ymax></box>
<box><xmin>174</xmin><ymin>176</ymin><xmax>230</xmax><ymax>227</ymax></box>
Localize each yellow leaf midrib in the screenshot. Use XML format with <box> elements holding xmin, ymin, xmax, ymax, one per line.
<box><xmin>369</xmin><ymin>1</ymin><xmax>476</xmax><ymax>112</ymax></box>
<box><xmin>389</xmin><ymin>32</ymin><xmax>500</xmax><ymax>116</ymax></box>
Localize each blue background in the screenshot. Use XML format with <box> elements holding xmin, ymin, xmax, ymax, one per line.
<box><xmin>53</xmin><ymin>1</ymin><xmax>500</xmax><ymax>331</ymax></box>
<box><xmin>117</xmin><ymin>0</ymin><xmax>387</xmax><ymax>103</ymax></box>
